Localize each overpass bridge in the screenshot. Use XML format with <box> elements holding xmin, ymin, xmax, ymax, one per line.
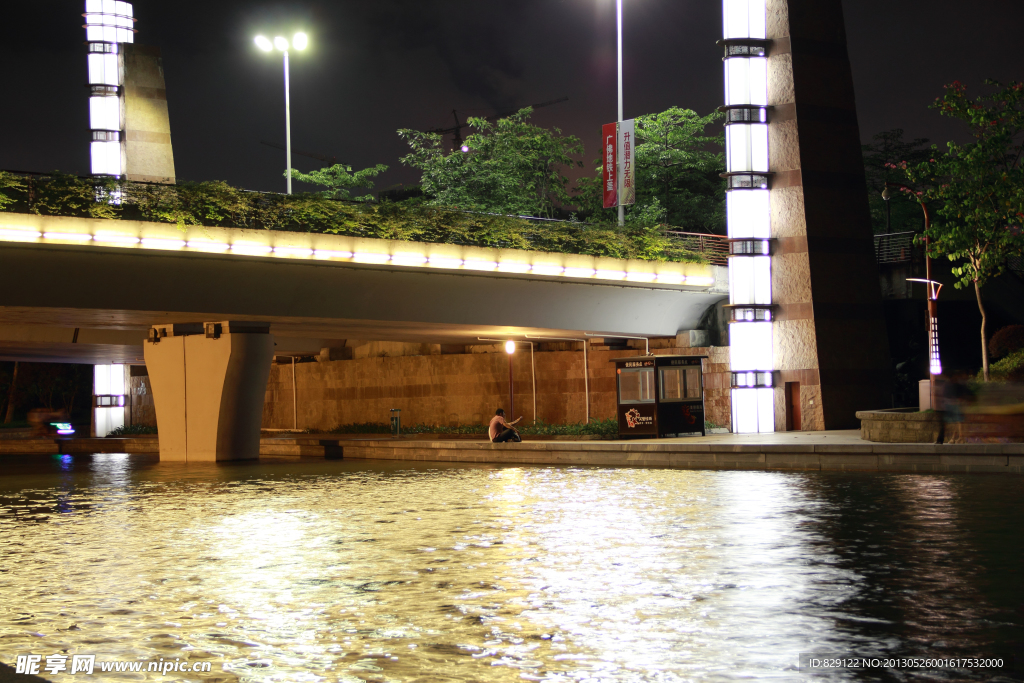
<box><xmin>0</xmin><ymin>213</ymin><xmax>728</xmax><ymax>364</ymax></box>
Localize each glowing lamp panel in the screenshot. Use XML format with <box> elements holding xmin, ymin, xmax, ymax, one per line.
<box><xmin>726</xmin><ymin>124</ymin><xmax>769</xmax><ymax>174</ymax></box>
<box><xmin>84</xmin><ymin>0</ymin><xmax>135</xmax><ymax>44</ymax></box>
<box><xmin>89</xmin><ymin>96</ymin><xmax>121</xmax><ymax>130</ymax></box>
<box><xmin>729</xmin><ymin>255</ymin><xmax>772</xmax><ymax>305</ymax></box>
<box><xmin>87</xmin><ymin>53</ymin><xmax>119</xmax><ymax>86</ymax></box>
<box><xmin>90</xmin><ymin>141</ymin><xmax>122</xmax><ymax>176</ymax></box>
<box><xmin>731</xmin><ymin>387</ymin><xmax>775</xmax><ymax>434</ymax></box>
<box><xmin>724</xmin><ymin>57</ymin><xmax>768</xmax><ymax>107</ymax></box>
<box><xmin>726</xmin><ymin>190</ymin><xmax>771</xmax><ymax>239</ymax></box>
<box><xmin>723</xmin><ymin>0</ymin><xmax>767</xmax><ymax>39</ymax></box>
<box><xmin>729</xmin><ymin>322</ymin><xmax>772</xmax><ymax>371</ymax></box>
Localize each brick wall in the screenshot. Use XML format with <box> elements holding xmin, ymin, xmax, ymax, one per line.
<box><xmin>263</xmin><ymin>344</ymin><xmax>732</xmax><ymax>431</ymax></box>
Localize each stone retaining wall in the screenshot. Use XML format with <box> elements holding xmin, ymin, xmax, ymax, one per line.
<box><xmin>262</xmin><ymin>345</ymin><xmax>733</xmax><ymax>432</ymax></box>
<box><xmin>856</xmin><ymin>408</ymin><xmax>942</xmax><ymax>443</ymax></box>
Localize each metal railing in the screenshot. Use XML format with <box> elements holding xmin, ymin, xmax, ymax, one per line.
<box><xmin>665</xmin><ymin>231</ymin><xmax>730</xmax><ymax>265</ymax></box>
<box><xmin>874</xmin><ymin>231</ymin><xmax>916</xmax><ymax>264</ymax></box>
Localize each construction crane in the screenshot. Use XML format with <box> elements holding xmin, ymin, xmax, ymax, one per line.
<box><xmin>425</xmin><ymin>96</ymin><xmax>569</xmax><ymax>149</ymax></box>
<box><xmin>259</xmin><ymin>140</ymin><xmax>351</xmax><ymax>171</ymax></box>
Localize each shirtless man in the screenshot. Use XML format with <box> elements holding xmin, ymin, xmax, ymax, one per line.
<box><xmin>488</xmin><ymin>408</ymin><xmax>522</xmax><ymax>443</ymax></box>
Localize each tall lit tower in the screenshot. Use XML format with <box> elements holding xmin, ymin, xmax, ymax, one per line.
<box><xmin>722</xmin><ymin>0</ymin><xmax>774</xmax><ymax>433</ymax></box>
<box><xmin>83</xmin><ymin>0</ymin><xmax>176</xmax><ymax>183</ymax></box>
<box><xmin>84</xmin><ymin>0</ymin><xmax>135</xmax><ymax>177</ymax></box>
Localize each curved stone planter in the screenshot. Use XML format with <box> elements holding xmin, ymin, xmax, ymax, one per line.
<box><xmin>856</xmin><ymin>408</ymin><xmax>942</xmax><ymax>444</ymax></box>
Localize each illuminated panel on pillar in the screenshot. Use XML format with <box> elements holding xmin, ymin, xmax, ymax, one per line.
<box><xmin>90</xmin><ymin>141</ymin><xmax>122</xmax><ymax>176</ymax></box>
<box><xmin>729</xmin><ymin>255</ymin><xmax>772</xmax><ymax>305</ymax></box>
<box><xmin>727</xmin><ymin>190</ymin><xmax>770</xmax><ymax>238</ymax></box>
<box><xmin>723</xmin><ymin>0</ymin><xmax>767</xmax><ymax>39</ymax></box>
<box><xmin>84</xmin><ymin>0</ymin><xmax>133</xmax><ymax>177</ymax></box>
<box><xmin>723</xmin><ymin>0</ymin><xmax>774</xmax><ymax>433</ymax></box>
<box><xmin>726</xmin><ymin>124</ymin><xmax>769</xmax><ymax>173</ymax></box>
<box><xmin>89</xmin><ymin>96</ymin><xmax>120</xmax><ymax>130</ymax></box>
<box><xmin>724</xmin><ymin>56</ymin><xmax>768</xmax><ymax>107</ymax></box>
<box><xmin>729</xmin><ymin>322</ymin><xmax>772</xmax><ymax>371</ymax></box>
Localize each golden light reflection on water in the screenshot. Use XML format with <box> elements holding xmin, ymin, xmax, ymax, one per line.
<box><xmin>0</xmin><ymin>457</ymin><xmax>1020</xmax><ymax>682</ymax></box>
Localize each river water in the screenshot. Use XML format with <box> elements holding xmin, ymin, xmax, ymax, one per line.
<box><xmin>0</xmin><ymin>454</ymin><xmax>1021</xmax><ymax>682</ymax></box>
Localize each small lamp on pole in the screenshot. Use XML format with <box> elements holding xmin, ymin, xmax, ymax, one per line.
<box><xmin>254</xmin><ymin>31</ymin><xmax>309</xmax><ymax>195</ymax></box>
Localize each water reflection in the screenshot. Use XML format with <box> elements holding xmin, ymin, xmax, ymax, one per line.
<box><xmin>0</xmin><ymin>456</ymin><xmax>1020</xmax><ymax>681</ymax></box>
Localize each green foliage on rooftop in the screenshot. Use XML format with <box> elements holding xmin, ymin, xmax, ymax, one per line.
<box><xmin>0</xmin><ymin>171</ymin><xmax>707</xmax><ymax>264</ymax></box>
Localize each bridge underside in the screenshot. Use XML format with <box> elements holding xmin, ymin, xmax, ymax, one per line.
<box><xmin>0</xmin><ymin>242</ymin><xmax>727</xmax><ymax>364</ymax></box>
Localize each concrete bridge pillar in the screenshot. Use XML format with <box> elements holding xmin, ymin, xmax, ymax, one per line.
<box><xmin>144</xmin><ymin>322</ymin><xmax>273</xmax><ymax>461</ymax></box>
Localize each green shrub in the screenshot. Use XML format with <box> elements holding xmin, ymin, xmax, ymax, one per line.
<box><xmin>107</xmin><ymin>424</ymin><xmax>158</xmax><ymax>436</ymax></box>
<box><xmin>987</xmin><ymin>349</ymin><xmax>1024</xmax><ymax>382</ymax></box>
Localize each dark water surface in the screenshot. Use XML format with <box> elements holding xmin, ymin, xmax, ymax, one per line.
<box><xmin>0</xmin><ymin>454</ymin><xmax>1021</xmax><ymax>682</ymax></box>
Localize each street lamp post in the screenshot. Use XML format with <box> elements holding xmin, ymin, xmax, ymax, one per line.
<box><xmin>505</xmin><ymin>341</ymin><xmax>516</xmax><ymax>420</ymax></box>
<box><xmin>888</xmin><ymin>182</ymin><xmax>942</xmax><ymax>411</ymax></box>
<box><xmin>616</xmin><ymin>0</ymin><xmax>625</xmax><ymax>227</ymax></box>
<box><xmin>255</xmin><ymin>32</ymin><xmax>309</xmax><ymax>195</ymax></box>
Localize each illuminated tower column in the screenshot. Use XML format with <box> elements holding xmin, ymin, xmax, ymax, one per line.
<box><xmin>722</xmin><ymin>0</ymin><xmax>775</xmax><ymax>433</ymax></box>
<box><xmin>84</xmin><ymin>0</ymin><xmax>136</xmax><ymax>177</ymax></box>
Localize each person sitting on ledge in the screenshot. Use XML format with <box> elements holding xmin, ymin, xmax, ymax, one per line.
<box><xmin>489</xmin><ymin>408</ymin><xmax>522</xmax><ymax>443</ymax></box>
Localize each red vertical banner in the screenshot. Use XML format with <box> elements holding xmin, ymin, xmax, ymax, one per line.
<box><xmin>619</xmin><ymin>118</ymin><xmax>635</xmax><ymax>206</ymax></box>
<box><xmin>602</xmin><ymin>122</ymin><xmax>618</xmax><ymax>209</ymax></box>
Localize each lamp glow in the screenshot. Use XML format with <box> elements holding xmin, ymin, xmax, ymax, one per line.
<box><xmin>141</xmin><ymin>237</ymin><xmax>185</xmax><ymax>249</ymax></box>
<box><xmin>391</xmin><ymin>253</ymin><xmax>428</xmax><ymax>266</ymax></box>
<box><xmin>186</xmin><ymin>240</ymin><xmax>229</xmax><ymax>252</ymax></box>
<box><xmin>564</xmin><ymin>267</ymin><xmax>597</xmax><ymax>279</ymax></box>
<box><xmin>0</xmin><ymin>228</ymin><xmax>42</xmax><ymax>241</ymax></box>
<box><xmin>626</xmin><ymin>272</ymin><xmax>657</xmax><ymax>283</ymax></box>
<box><xmin>505</xmin><ymin>340</ymin><xmax>516</xmax><ymax>355</ymax></box>
<box><xmin>595</xmin><ymin>270</ymin><xmax>627</xmax><ymax>280</ymax></box>
<box><xmin>497</xmin><ymin>261</ymin><xmax>531</xmax><ymax>273</ymax></box>
<box><xmin>463</xmin><ymin>260</ymin><xmax>497</xmax><ymax>271</ymax></box>
<box><xmin>292</xmin><ymin>32</ymin><xmax>308</xmax><ymax>50</ymax></box>
<box><xmin>428</xmin><ymin>256</ymin><xmax>464</xmax><ymax>269</ymax></box>
<box><xmin>254</xmin><ymin>35</ymin><xmax>273</xmax><ymax>52</ymax></box>
<box><xmin>93</xmin><ymin>233</ymin><xmax>140</xmax><ymax>244</ymax></box>
<box><xmin>314</xmin><ymin>249</ymin><xmax>353</xmax><ymax>259</ymax></box>
<box><xmin>273</xmin><ymin>246</ymin><xmax>314</xmax><ymax>258</ymax></box>
<box><xmin>532</xmin><ymin>264</ymin><xmax>565</xmax><ymax>276</ymax></box>
<box><xmin>230</xmin><ymin>242</ymin><xmax>273</xmax><ymax>255</ymax></box>
<box><xmin>273</xmin><ymin>36</ymin><xmax>289</xmax><ymax>51</ymax></box>
<box><xmin>353</xmin><ymin>252</ymin><xmax>390</xmax><ymax>264</ymax></box>
<box><xmin>43</xmin><ymin>232</ymin><xmax>93</xmax><ymax>241</ymax></box>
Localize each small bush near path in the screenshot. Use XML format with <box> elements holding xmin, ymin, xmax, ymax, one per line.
<box><xmin>985</xmin><ymin>349</ymin><xmax>1024</xmax><ymax>382</ymax></box>
<box><xmin>106</xmin><ymin>424</ymin><xmax>158</xmax><ymax>436</ymax></box>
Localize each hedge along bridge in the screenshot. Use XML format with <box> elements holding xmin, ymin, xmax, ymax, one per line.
<box><xmin>0</xmin><ymin>211</ymin><xmax>728</xmax><ymax>460</ymax></box>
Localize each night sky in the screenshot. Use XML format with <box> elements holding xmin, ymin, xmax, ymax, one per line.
<box><xmin>2</xmin><ymin>0</ymin><xmax>1022</xmax><ymax>195</ymax></box>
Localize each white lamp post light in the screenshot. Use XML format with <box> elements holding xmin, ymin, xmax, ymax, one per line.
<box><xmin>721</xmin><ymin>0</ymin><xmax>775</xmax><ymax>434</ymax></box>
<box><xmin>255</xmin><ymin>32</ymin><xmax>309</xmax><ymax>195</ymax></box>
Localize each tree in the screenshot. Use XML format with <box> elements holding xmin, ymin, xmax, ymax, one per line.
<box><xmin>289</xmin><ymin>163</ymin><xmax>389</xmax><ymax>202</ymax></box>
<box><xmin>398</xmin><ymin>108</ymin><xmax>584</xmax><ymax>219</ymax></box>
<box><xmin>903</xmin><ymin>80</ymin><xmax>1024</xmax><ymax>380</ymax></box>
<box><xmin>575</xmin><ymin>107</ymin><xmax>725</xmax><ymax>233</ymax></box>
<box><xmin>862</xmin><ymin>129</ymin><xmax>932</xmax><ymax>234</ymax></box>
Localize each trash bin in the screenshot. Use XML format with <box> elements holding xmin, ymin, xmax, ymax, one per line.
<box><xmin>390</xmin><ymin>409</ymin><xmax>401</xmax><ymax>437</ymax></box>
